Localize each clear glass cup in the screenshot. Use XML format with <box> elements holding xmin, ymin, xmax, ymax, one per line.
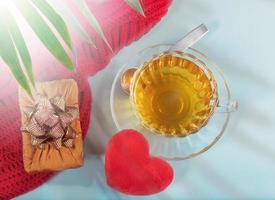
<box><xmin>129</xmin><ymin>50</ymin><xmax>219</xmax><ymax>137</ymax></box>
<box><xmin>110</xmin><ymin>44</ymin><xmax>238</xmax><ymax>160</ymax></box>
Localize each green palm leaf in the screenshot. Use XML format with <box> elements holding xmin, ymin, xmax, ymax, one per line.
<box><xmin>46</xmin><ymin>0</ymin><xmax>96</xmax><ymax>47</ymax></box>
<box><xmin>74</xmin><ymin>0</ymin><xmax>112</xmax><ymax>50</ymax></box>
<box><xmin>0</xmin><ymin>0</ymin><xmax>145</xmax><ymax>97</ymax></box>
<box><xmin>30</xmin><ymin>0</ymin><xmax>73</xmax><ymax>50</ymax></box>
<box><xmin>0</xmin><ymin>16</ymin><xmax>32</xmax><ymax>96</ymax></box>
<box><xmin>4</xmin><ymin>9</ymin><xmax>35</xmax><ymax>87</ymax></box>
<box><xmin>14</xmin><ymin>0</ymin><xmax>73</xmax><ymax>70</ymax></box>
<box><xmin>125</xmin><ymin>0</ymin><xmax>145</xmax><ymax>16</ymax></box>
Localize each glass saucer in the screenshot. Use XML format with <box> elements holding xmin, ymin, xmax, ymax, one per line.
<box><xmin>110</xmin><ymin>44</ymin><xmax>234</xmax><ymax>160</ymax></box>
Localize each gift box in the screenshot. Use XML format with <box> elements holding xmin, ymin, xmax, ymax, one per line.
<box><xmin>19</xmin><ymin>79</ymin><xmax>83</xmax><ymax>172</ymax></box>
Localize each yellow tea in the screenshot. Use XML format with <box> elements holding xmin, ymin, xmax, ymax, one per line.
<box><xmin>131</xmin><ymin>54</ymin><xmax>217</xmax><ymax>137</ymax></box>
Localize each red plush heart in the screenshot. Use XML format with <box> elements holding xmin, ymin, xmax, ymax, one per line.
<box><xmin>105</xmin><ymin>130</ymin><xmax>174</xmax><ymax>195</ymax></box>
<box><xmin>0</xmin><ymin>0</ymin><xmax>172</xmax><ymax>199</ymax></box>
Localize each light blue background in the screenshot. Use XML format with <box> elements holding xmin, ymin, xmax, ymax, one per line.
<box><xmin>17</xmin><ymin>0</ymin><xmax>275</xmax><ymax>199</ymax></box>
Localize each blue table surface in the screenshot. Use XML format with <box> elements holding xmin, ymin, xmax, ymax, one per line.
<box><xmin>17</xmin><ymin>0</ymin><xmax>275</xmax><ymax>199</ymax></box>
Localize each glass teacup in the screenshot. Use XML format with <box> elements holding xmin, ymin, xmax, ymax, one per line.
<box><xmin>129</xmin><ymin>51</ymin><xmax>219</xmax><ymax>137</ymax></box>
<box><xmin>111</xmin><ymin>44</ymin><xmax>238</xmax><ymax>160</ymax></box>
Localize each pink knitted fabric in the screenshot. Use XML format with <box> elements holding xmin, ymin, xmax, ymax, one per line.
<box><xmin>0</xmin><ymin>0</ymin><xmax>172</xmax><ymax>199</ymax></box>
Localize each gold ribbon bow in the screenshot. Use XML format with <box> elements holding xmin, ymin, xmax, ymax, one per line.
<box><xmin>21</xmin><ymin>95</ymin><xmax>78</xmax><ymax>149</ymax></box>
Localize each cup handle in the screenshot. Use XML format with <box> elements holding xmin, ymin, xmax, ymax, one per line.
<box><xmin>216</xmin><ymin>99</ymin><xmax>239</xmax><ymax>113</ymax></box>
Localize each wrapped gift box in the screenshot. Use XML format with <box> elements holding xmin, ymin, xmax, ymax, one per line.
<box><xmin>19</xmin><ymin>79</ymin><xmax>83</xmax><ymax>172</ymax></box>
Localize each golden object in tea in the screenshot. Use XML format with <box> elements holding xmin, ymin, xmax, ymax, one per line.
<box><xmin>131</xmin><ymin>55</ymin><xmax>218</xmax><ymax>137</ymax></box>
<box><xmin>121</xmin><ymin>68</ymin><xmax>137</xmax><ymax>94</ymax></box>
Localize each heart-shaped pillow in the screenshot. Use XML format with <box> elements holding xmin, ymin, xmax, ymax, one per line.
<box><xmin>0</xmin><ymin>0</ymin><xmax>172</xmax><ymax>199</ymax></box>
<box><xmin>105</xmin><ymin>130</ymin><xmax>174</xmax><ymax>195</ymax></box>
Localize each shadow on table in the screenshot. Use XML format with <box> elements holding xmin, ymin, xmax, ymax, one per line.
<box><xmin>85</xmin><ymin>60</ymin><xmax>120</xmax><ymax>154</ymax></box>
<box><xmin>215</xmin><ymin>53</ymin><xmax>275</xmax><ymax>162</ymax></box>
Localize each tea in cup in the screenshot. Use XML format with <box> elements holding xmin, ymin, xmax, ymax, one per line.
<box><xmin>122</xmin><ymin>51</ymin><xmax>218</xmax><ymax>137</ymax></box>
